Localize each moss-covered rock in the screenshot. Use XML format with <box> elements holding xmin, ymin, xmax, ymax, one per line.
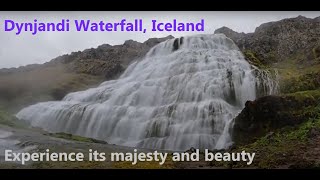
<box><xmin>0</xmin><ymin>107</ymin><xmax>22</xmax><ymax>127</ymax></box>
<box><xmin>232</xmin><ymin>91</ymin><xmax>320</xmax><ymax>146</ymax></box>
<box><xmin>230</xmin><ymin>114</ymin><xmax>320</xmax><ymax>169</ymax></box>
<box><xmin>243</xmin><ymin>50</ymin><xmax>267</xmax><ymax>69</ymax></box>
<box><xmin>0</xmin><ymin>109</ymin><xmax>15</xmax><ymax>127</ymax></box>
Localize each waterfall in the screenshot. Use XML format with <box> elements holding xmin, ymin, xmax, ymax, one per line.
<box><xmin>16</xmin><ymin>34</ymin><xmax>276</xmax><ymax>151</ymax></box>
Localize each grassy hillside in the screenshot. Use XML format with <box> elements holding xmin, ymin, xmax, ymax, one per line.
<box><xmin>0</xmin><ymin>64</ymin><xmax>104</xmax><ymax>113</ymax></box>
<box><xmin>0</xmin><ymin>36</ymin><xmax>173</xmax><ymax>114</ymax></box>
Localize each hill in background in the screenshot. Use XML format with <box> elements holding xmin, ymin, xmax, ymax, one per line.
<box><xmin>0</xmin><ymin>36</ymin><xmax>173</xmax><ymax>112</ymax></box>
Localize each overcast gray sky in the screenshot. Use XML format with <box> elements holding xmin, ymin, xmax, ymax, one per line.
<box><xmin>0</xmin><ymin>11</ymin><xmax>319</xmax><ymax>68</ymax></box>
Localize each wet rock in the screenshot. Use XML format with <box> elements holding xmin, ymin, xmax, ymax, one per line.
<box><xmin>173</xmin><ymin>38</ymin><xmax>180</xmax><ymax>51</ymax></box>
<box><xmin>180</xmin><ymin>37</ymin><xmax>184</xmax><ymax>45</ymax></box>
<box><xmin>185</xmin><ymin>147</ymin><xmax>197</xmax><ymax>153</ymax></box>
<box><xmin>266</xmin><ymin>132</ymin><xmax>275</xmax><ymax>139</ymax></box>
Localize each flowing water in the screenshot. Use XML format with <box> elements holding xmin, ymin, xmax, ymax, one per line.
<box><xmin>16</xmin><ymin>34</ymin><xmax>277</xmax><ymax>151</ymax></box>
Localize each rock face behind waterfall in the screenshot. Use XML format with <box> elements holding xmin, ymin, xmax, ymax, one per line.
<box><xmin>16</xmin><ymin>34</ymin><xmax>274</xmax><ymax>151</ymax></box>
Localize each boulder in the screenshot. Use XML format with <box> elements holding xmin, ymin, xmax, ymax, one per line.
<box><xmin>231</xmin><ymin>95</ymin><xmax>318</xmax><ymax>145</ymax></box>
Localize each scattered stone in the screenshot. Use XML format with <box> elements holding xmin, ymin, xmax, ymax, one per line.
<box><xmin>308</xmin><ymin>128</ymin><xmax>320</xmax><ymax>138</ymax></box>
<box><xmin>266</xmin><ymin>132</ymin><xmax>275</xmax><ymax>139</ymax></box>
<box><xmin>186</xmin><ymin>147</ymin><xmax>197</xmax><ymax>153</ymax></box>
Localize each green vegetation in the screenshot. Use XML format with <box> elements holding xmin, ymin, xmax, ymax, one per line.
<box><xmin>0</xmin><ymin>107</ymin><xmax>25</xmax><ymax>128</ymax></box>
<box><xmin>280</xmin><ymin>72</ymin><xmax>320</xmax><ymax>93</ymax></box>
<box><xmin>265</xmin><ymin>51</ymin><xmax>278</xmax><ymax>63</ymax></box>
<box><xmin>286</xmin><ymin>90</ymin><xmax>320</xmax><ymax>103</ymax></box>
<box><xmin>230</xmin><ymin>90</ymin><xmax>320</xmax><ymax>168</ymax></box>
<box><xmin>243</xmin><ymin>50</ymin><xmax>268</xmax><ymax>69</ymax></box>
<box><xmin>268</xmin><ymin>51</ymin><xmax>320</xmax><ymax>94</ymax></box>
<box><xmin>208</xmin><ymin>89</ymin><xmax>320</xmax><ymax>169</ymax></box>
<box><xmin>284</xmin><ymin>90</ymin><xmax>320</xmax><ymax>120</ymax></box>
<box><xmin>0</xmin><ymin>65</ymin><xmax>104</xmax><ymax>113</ymax></box>
<box><xmin>0</xmin><ymin>108</ymin><xmax>17</xmax><ymax>127</ymax></box>
<box><xmin>234</xmin><ymin>115</ymin><xmax>320</xmax><ymax>168</ymax></box>
<box><xmin>46</xmin><ymin>132</ymin><xmax>108</xmax><ymax>144</ymax></box>
<box><xmin>232</xmin><ymin>46</ymin><xmax>320</xmax><ymax>168</ymax></box>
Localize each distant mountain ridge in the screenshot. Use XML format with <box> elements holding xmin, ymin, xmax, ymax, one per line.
<box><xmin>0</xmin><ymin>35</ymin><xmax>174</xmax><ymax>77</ymax></box>
<box><xmin>214</xmin><ymin>15</ymin><xmax>320</xmax><ymax>65</ymax></box>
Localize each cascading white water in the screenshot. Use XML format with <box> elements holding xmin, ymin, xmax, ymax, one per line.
<box><xmin>16</xmin><ymin>34</ymin><xmax>276</xmax><ymax>151</ymax></box>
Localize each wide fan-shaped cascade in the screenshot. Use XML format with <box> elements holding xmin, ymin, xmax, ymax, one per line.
<box><xmin>16</xmin><ymin>34</ymin><xmax>276</xmax><ymax>151</ymax></box>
